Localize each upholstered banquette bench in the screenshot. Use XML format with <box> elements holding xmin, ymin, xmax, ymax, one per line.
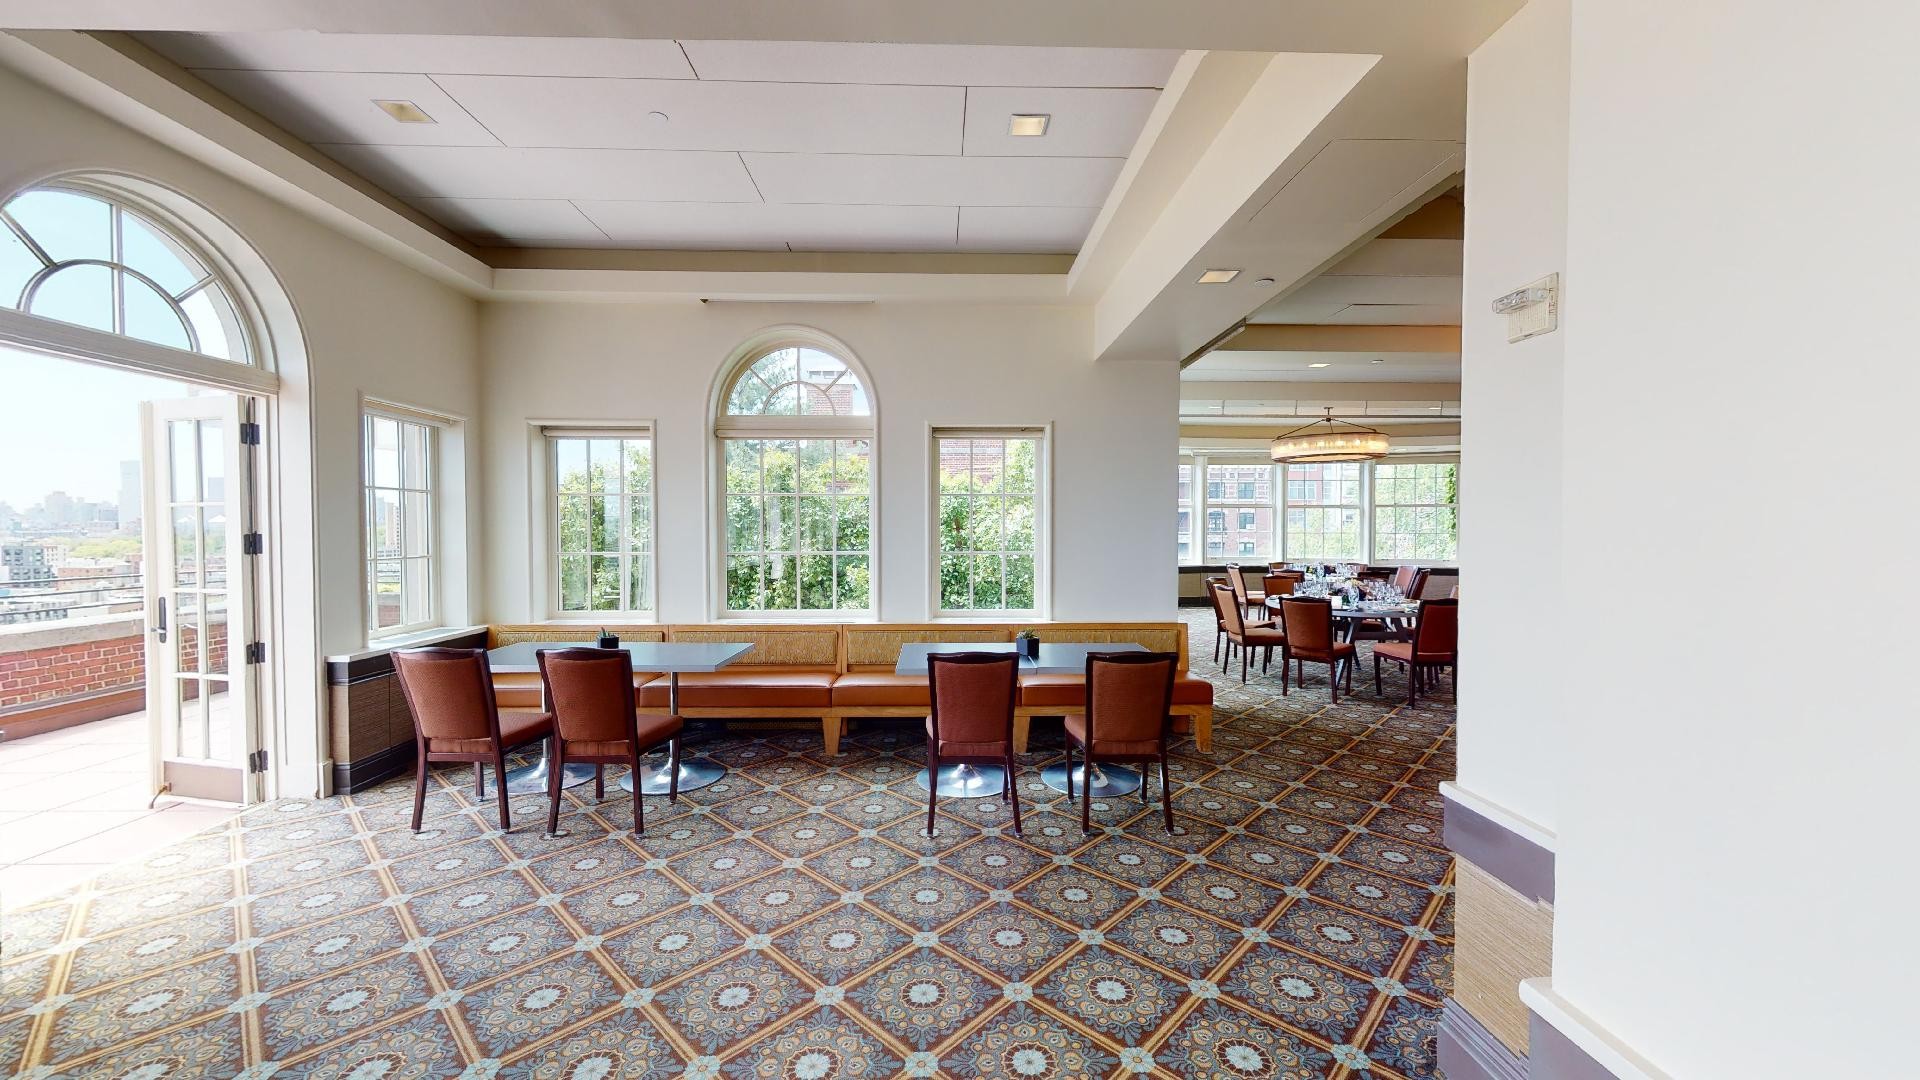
<box><xmin>487</xmin><ymin>622</ymin><xmax>1214</xmax><ymax>754</ymax></box>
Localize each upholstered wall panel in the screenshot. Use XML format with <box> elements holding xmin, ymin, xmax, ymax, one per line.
<box><xmin>669</xmin><ymin>628</ymin><xmax>838</xmax><ymax>667</ymax></box>
<box><xmin>845</xmin><ymin>627</ymin><xmax>1009</xmax><ymax>668</ymax></box>
<box><xmin>1455</xmin><ymin>858</ymin><xmax>1555</xmax><ymax>1056</ymax></box>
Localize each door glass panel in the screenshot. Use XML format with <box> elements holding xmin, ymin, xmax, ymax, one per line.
<box><xmin>205</xmin><ymin>680</ymin><xmax>231</xmax><ymax>759</ymax></box>
<box><xmin>170</xmin><ymin>420</ymin><xmax>197</xmax><ymax>501</ymax></box>
<box><xmin>174</xmin><ymin>591</ymin><xmax>201</xmax><ymax>673</ymax></box>
<box><xmin>203</xmin><ymin>509</ymin><xmax>228</xmax><ymax>589</ymax></box>
<box><xmin>172</xmin><ymin>506</ymin><xmax>199</xmax><ymax>585</ymax></box>
<box><xmin>204</xmin><ymin>593</ymin><xmax>229</xmax><ymax>676</ymax></box>
<box><xmin>176</xmin><ymin>680</ymin><xmax>207</xmax><ymax>759</ymax></box>
<box><xmin>199</xmin><ymin>419</ymin><xmax>225</xmax><ymax>500</ymax></box>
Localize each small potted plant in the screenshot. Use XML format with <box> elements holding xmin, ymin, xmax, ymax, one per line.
<box><xmin>596</xmin><ymin>627</ymin><xmax>620</xmax><ymax>649</ymax></box>
<box><xmin>1015</xmin><ymin>629</ymin><xmax>1040</xmax><ymax>660</ymax></box>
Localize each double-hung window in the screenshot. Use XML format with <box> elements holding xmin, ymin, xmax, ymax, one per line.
<box><xmin>934</xmin><ymin>428</ymin><xmax>1047</xmax><ymax>616</ymax></box>
<box><xmin>1205</xmin><ymin>463</ymin><xmax>1276</xmax><ymax>561</ymax></box>
<box><xmin>548</xmin><ymin>428</ymin><xmax>654</xmax><ymax>615</ymax></box>
<box><xmin>1372</xmin><ymin>462</ymin><xmax>1459</xmax><ymax>562</ymax></box>
<box><xmin>363</xmin><ymin>408</ymin><xmax>438</xmax><ymax>638</ymax></box>
<box><xmin>1283</xmin><ymin>462</ymin><xmax>1366</xmax><ymax>562</ymax></box>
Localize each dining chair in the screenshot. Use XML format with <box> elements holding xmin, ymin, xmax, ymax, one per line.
<box><xmin>1391</xmin><ymin>565</ymin><xmax>1419</xmax><ymax>595</ymax></box>
<box><xmin>1261</xmin><ymin>572</ymin><xmax>1297</xmax><ymax>601</ymax></box>
<box><xmin>1224</xmin><ymin>564</ymin><xmax>1264</xmax><ymax>621</ymax></box>
<box><xmin>1277</xmin><ymin>597</ymin><xmax>1356</xmax><ymax>703</ymax></box>
<box><xmin>1213</xmin><ymin>582</ymin><xmax>1285</xmax><ymax>683</ymax></box>
<box><xmin>393</xmin><ymin>647</ymin><xmax>554</xmax><ymax>833</ymax></box>
<box><xmin>1203</xmin><ymin>574</ymin><xmax>1231</xmax><ymax>663</ymax></box>
<box><xmin>1409</xmin><ymin>568</ymin><xmax>1433</xmax><ymax>599</ymax></box>
<box><xmin>1373</xmin><ymin>598</ymin><xmax>1459</xmax><ymax>706</ymax></box>
<box><xmin>925</xmin><ymin>652</ymin><xmax>1023</xmax><ymax>836</ymax></box>
<box><xmin>536</xmin><ymin>647</ymin><xmax>684</xmax><ymax>837</ymax></box>
<box><xmin>1064</xmin><ymin>651</ymin><xmax>1179</xmax><ymax>833</ymax></box>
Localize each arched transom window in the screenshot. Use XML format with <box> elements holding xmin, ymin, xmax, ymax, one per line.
<box><xmin>715</xmin><ymin>339</ymin><xmax>875</xmax><ymax>616</ymax></box>
<box><xmin>1</xmin><ymin>185</ymin><xmax>253</xmax><ymax>363</ymax></box>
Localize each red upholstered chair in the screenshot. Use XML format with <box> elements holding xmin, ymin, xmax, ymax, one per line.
<box><xmin>1391</xmin><ymin>565</ymin><xmax>1420</xmax><ymax>595</ymax></box>
<box><xmin>1065</xmin><ymin>652</ymin><xmax>1179</xmax><ymax>833</ymax></box>
<box><xmin>1373</xmin><ymin>598</ymin><xmax>1459</xmax><ymax>706</ymax></box>
<box><xmin>1262</xmin><ymin>572</ymin><xmax>1297</xmax><ymax>601</ymax></box>
<box><xmin>537</xmin><ymin>648</ymin><xmax>685</xmax><ymax>837</ymax></box>
<box><xmin>1212</xmin><ymin>582</ymin><xmax>1284</xmax><ymax>683</ymax></box>
<box><xmin>393</xmin><ymin>648</ymin><xmax>553</xmax><ymax>833</ymax></box>
<box><xmin>1278</xmin><ymin>597</ymin><xmax>1356</xmax><ymax>703</ymax></box>
<box><xmin>1224</xmin><ymin>564</ymin><xmax>1264</xmax><ymax>621</ymax></box>
<box><xmin>925</xmin><ymin>653</ymin><xmax>1023</xmax><ymax>835</ymax></box>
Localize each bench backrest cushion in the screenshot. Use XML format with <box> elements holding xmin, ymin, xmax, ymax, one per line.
<box><xmin>1012</xmin><ymin>624</ymin><xmax>1188</xmax><ymax>671</ymax></box>
<box><xmin>667</xmin><ymin>626</ymin><xmax>839</xmax><ymax>669</ymax></box>
<box><xmin>845</xmin><ymin>626</ymin><xmax>1010</xmax><ymax>671</ymax></box>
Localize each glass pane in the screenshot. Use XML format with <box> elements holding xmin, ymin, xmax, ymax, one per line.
<box><xmin>834</xmin><ymin>556</ymin><xmax>869</xmax><ymax>610</ymax></box>
<box><xmin>560</xmin><ymin>554</ymin><xmax>589</xmax><ymax>611</ymax></box>
<box><xmin>970</xmin><ymin>439</ymin><xmax>1004</xmax><ymax>492</ymax></box>
<box><xmin>169</xmin><ymin>421</ymin><xmax>197</xmax><ymax>502</ymax></box>
<box><xmin>1004</xmin><ymin>498</ymin><xmax>1036</xmax><ymax>552</ymax></box>
<box><xmin>403</xmin><ymin>491</ymin><xmax>430</xmax><ymax>556</ymax></box>
<box><xmin>373</xmin><ymin>560</ymin><xmax>402</xmax><ymax>627</ymax></box>
<box><xmin>798</xmin><ymin>554</ymin><xmax>832</xmax><ymax>608</ymax></box>
<box><xmin>1005</xmin><ymin>555</ymin><xmax>1036</xmax><ymax>610</ymax></box>
<box><xmin>121</xmin><ymin>273</ymin><xmax>191</xmax><ymax>351</ymax></box>
<box><xmin>797</xmin><ymin>495</ymin><xmax>832</xmax><ymax>552</ymax></box>
<box><xmin>590</xmin><ymin>439</ymin><xmax>621</xmax><ymax>494</ymax></box>
<box><xmin>938</xmin><ymin>495</ymin><xmax>966</xmax><ymax>552</ymax></box>
<box><xmin>371</xmin><ymin>489</ymin><xmax>400</xmax><ymax>558</ymax></box>
<box><xmin>725</xmin><ymin>440</ymin><xmax>761</xmax><ymax>493</ymax></box>
<box><xmin>726</xmin><ymin>555</ymin><xmax>762</xmax><ymax>610</ymax></box>
<box><xmin>763</xmin><ymin>496</ymin><xmax>794</xmax><ymax>551</ymax></box>
<box><xmin>172</xmin><ymin>506</ymin><xmax>199</xmax><ymax>586</ymax></box>
<box><xmin>763</xmin><ymin>554</ymin><xmax>797</xmax><ymax>610</ymax></box>
<box><xmin>589</xmin><ymin>495</ymin><xmax>619</xmax><ymax>552</ymax></box>
<box><xmin>834</xmin><ymin>440</ymin><xmax>870</xmax><ymax>493</ymax></box>
<box><xmin>726</xmin><ymin>495</ymin><xmax>760</xmax><ymax>552</ymax></box>
<box><xmin>939</xmin><ymin>553</ymin><xmax>969</xmax><ymax>611</ymax></box>
<box><xmin>591</xmin><ymin>554</ymin><xmax>621</xmax><ymax>611</ymax></box>
<box><xmin>970</xmin><ymin>554</ymin><xmax>1005</xmax><ymax>610</ymax></box>
<box><xmin>628</xmin><ymin>496</ymin><xmax>652</xmax><ymax>551</ymax></box>
<box><xmin>204</xmin><ymin>593</ymin><xmax>229</xmax><ymax>676</ymax></box>
<box><xmin>968</xmin><ymin>497</ymin><xmax>1002</xmax><ymax>552</ymax></box>
<box><xmin>370</xmin><ymin>418</ymin><xmax>400</xmax><ymax>488</ymax></box>
<box><xmin>0</xmin><ymin>219</ymin><xmax>43</xmax><ymax>309</ymax></box>
<box><xmin>174</xmin><ymin>591</ymin><xmax>201</xmax><ymax>673</ymax></box>
<box><xmin>835</xmin><ymin>496</ymin><xmax>869</xmax><ymax>552</ymax></box>
<box><xmin>797</xmin><ymin>440</ymin><xmax>832</xmax><ymax>493</ymax></box>
<box><xmin>176</xmin><ymin>680</ymin><xmax>207</xmax><ymax>760</ymax></box>
<box><xmin>764</xmin><ymin>441</ymin><xmax>798</xmax><ymax>494</ymax></box>
<box><xmin>120</xmin><ymin>210</ymin><xmax>203</xmax><ymax>295</ymax></box>
<box><xmin>1005</xmin><ymin>439</ymin><xmax>1038</xmax><ymax>494</ymax></box>
<box><xmin>203</xmin><ymin>508</ymin><xmax>228</xmax><ymax>589</ymax></box>
<box><xmin>626</xmin><ymin>555</ymin><xmax>651</xmax><ymax>612</ymax></box>
<box><xmin>6</xmin><ymin>189</ymin><xmax>110</xmax><ymax>262</ymax></box>
<box><xmin>625</xmin><ymin>440</ymin><xmax>652</xmax><ymax>492</ymax></box>
<box><xmin>404</xmin><ymin>559</ymin><xmax>432</xmax><ymax>625</ymax></box>
<box><xmin>31</xmin><ymin>263</ymin><xmax>113</xmax><ymax>332</ymax></box>
<box><xmin>402</xmin><ymin>423</ymin><xmax>430</xmax><ymax>490</ymax></box>
<box><xmin>558</xmin><ymin>495</ymin><xmax>589</xmax><ymax>553</ymax></box>
<box><xmin>937</xmin><ymin>439</ymin><xmax>971</xmax><ymax>494</ymax></box>
<box><xmin>199</xmin><ymin>420</ymin><xmax>225</xmax><ymax>502</ymax></box>
<box><xmin>555</xmin><ymin>438</ymin><xmax>589</xmax><ymax>493</ymax></box>
<box><xmin>179</xmin><ymin>288</ymin><xmax>237</xmax><ymax>361</ymax></box>
<box><xmin>205</xmin><ymin>680</ymin><xmax>231</xmax><ymax>760</ymax></box>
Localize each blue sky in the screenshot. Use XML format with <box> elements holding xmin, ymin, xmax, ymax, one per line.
<box><xmin>0</xmin><ymin>344</ymin><xmax>200</xmax><ymax>509</ymax></box>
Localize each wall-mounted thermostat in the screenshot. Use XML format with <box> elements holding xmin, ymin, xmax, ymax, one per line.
<box><xmin>1492</xmin><ymin>273</ymin><xmax>1559</xmax><ymax>343</ymax></box>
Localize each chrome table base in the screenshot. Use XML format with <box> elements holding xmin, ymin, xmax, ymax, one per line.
<box><xmin>916</xmin><ymin>763</ymin><xmax>1008</xmax><ymax>798</ymax></box>
<box><xmin>1040</xmin><ymin>762</ymin><xmax>1143</xmax><ymax>797</ymax></box>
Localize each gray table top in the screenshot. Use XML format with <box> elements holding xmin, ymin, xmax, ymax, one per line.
<box><xmin>894</xmin><ymin>641</ymin><xmax>1146</xmax><ymax>676</ymax></box>
<box><xmin>1263</xmin><ymin>598</ymin><xmax>1418</xmax><ymax>619</ymax></box>
<box><xmin>486</xmin><ymin>641</ymin><xmax>754</xmax><ymax>674</ymax></box>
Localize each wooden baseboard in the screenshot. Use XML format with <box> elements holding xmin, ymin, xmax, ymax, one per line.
<box><xmin>332</xmin><ymin>741</ymin><xmax>416</xmax><ymax>794</ymax></box>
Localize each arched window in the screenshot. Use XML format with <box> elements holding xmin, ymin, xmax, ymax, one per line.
<box><xmin>1</xmin><ymin>185</ymin><xmax>253</xmax><ymax>364</ymax></box>
<box><xmin>714</xmin><ymin>337</ymin><xmax>875</xmax><ymax>616</ymax></box>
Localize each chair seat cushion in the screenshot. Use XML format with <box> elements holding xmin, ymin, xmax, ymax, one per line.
<box><xmin>925</xmin><ymin>717</ymin><xmax>1010</xmax><ymax>758</ymax></box>
<box><xmin>1019</xmin><ymin>674</ymin><xmax>1213</xmax><ymax>709</ymax></box>
<box><xmin>1234</xmin><ymin>626</ymin><xmax>1286</xmax><ymax>646</ymax></box>
<box><xmin>1063</xmin><ymin>714</ymin><xmax>1161</xmax><ymax>757</ymax></box>
<box><xmin>431</xmin><ymin>709</ymin><xmax>552</xmax><ymax>755</ymax></box>
<box><xmin>832</xmin><ymin>673</ymin><xmax>930</xmax><ymax>707</ymax></box>
<box><xmin>1373</xmin><ymin>642</ymin><xmax>1448</xmax><ymax>664</ymax></box>
<box><xmin>565</xmin><ymin>739</ymin><xmax>634</xmax><ymax>759</ymax></box>
<box><xmin>1173</xmin><ymin>675</ymin><xmax>1214</xmax><ymax>706</ymax></box>
<box><xmin>636</xmin><ymin>672</ymin><xmax>834</xmax><ymax>709</ymax></box>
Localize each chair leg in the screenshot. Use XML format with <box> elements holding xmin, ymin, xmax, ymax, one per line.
<box><xmin>492</xmin><ymin>752</ymin><xmax>511</xmax><ymax>832</ymax></box>
<box><xmin>410</xmin><ymin>750</ymin><xmax>429</xmax><ymax>834</ymax></box>
<box><xmin>1240</xmin><ymin>644</ymin><xmax>1249</xmax><ymax>683</ymax></box>
<box><xmin>1374</xmin><ymin>653</ymin><xmax>1383</xmax><ymax>696</ymax></box>
<box><xmin>544</xmin><ymin>743</ymin><xmax>564</xmax><ymax>838</ymax></box>
<box><xmin>1064</xmin><ymin>741</ymin><xmax>1075</xmax><ymax>799</ymax></box>
<box><xmin>595</xmin><ymin>764</ymin><xmax>605</xmax><ymax>801</ymax></box>
<box><xmin>1330</xmin><ymin>662</ymin><xmax>1340</xmax><ymax>705</ymax></box>
<box><xmin>1006</xmin><ymin>751</ymin><xmax>1023</xmax><ymax>835</ymax></box>
<box><xmin>1346</xmin><ymin>656</ymin><xmax>1354</xmax><ymax>692</ymax></box>
<box><xmin>1281</xmin><ymin>651</ymin><xmax>1291</xmax><ymax>696</ymax></box>
<box><xmin>926</xmin><ymin>751</ymin><xmax>939</xmax><ymax>838</ymax></box>
<box><xmin>1159</xmin><ymin>750</ymin><xmax>1174</xmax><ymax>833</ymax></box>
<box><xmin>630</xmin><ymin>748</ymin><xmax>645</xmax><ymax>836</ymax></box>
<box><xmin>1080</xmin><ymin>750</ymin><xmax>1093</xmax><ymax>835</ymax></box>
<box><xmin>474</xmin><ymin>761</ymin><xmax>485</xmax><ymax>798</ymax></box>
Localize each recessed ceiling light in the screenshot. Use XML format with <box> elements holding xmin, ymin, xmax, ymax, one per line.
<box><xmin>1252</xmin><ymin>277</ymin><xmax>1276</xmax><ymax>287</ymax></box>
<box><xmin>1371</xmin><ymin>358</ymin><xmax>1386</xmax><ymax>363</ymax></box>
<box><xmin>1308</xmin><ymin>362</ymin><xmax>1331</xmax><ymax>368</ymax></box>
<box><xmin>374</xmin><ymin>99</ymin><xmax>435</xmax><ymax>124</ymax></box>
<box><xmin>1009</xmin><ymin>114</ymin><xmax>1050</xmax><ymax>137</ymax></box>
<box><xmin>647</xmin><ymin>110</ymin><xmax>670</xmax><ymax>124</ymax></box>
<box><xmin>1196</xmin><ymin>269</ymin><xmax>1241</xmax><ymax>284</ymax></box>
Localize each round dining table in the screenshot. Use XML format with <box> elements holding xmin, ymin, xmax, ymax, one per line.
<box><xmin>1262</xmin><ymin>597</ymin><xmax>1418</xmax><ymax>678</ymax></box>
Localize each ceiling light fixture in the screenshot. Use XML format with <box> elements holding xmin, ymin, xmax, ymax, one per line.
<box><xmin>1308</xmin><ymin>362</ymin><xmax>1330</xmax><ymax>369</ymax></box>
<box><xmin>1196</xmin><ymin>269</ymin><xmax>1241</xmax><ymax>284</ymax></box>
<box><xmin>374</xmin><ymin>99</ymin><xmax>436</xmax><ymax>124</ymax></box>
<box><xmin>1008</xmin><ymin>114</ymin><xmax>1050</xmax><ymax>137</ymax></box>
<box><xmin>1253</xmin><ymin>277</ymin><xmax>1276</xmax><ymax>287</ymax></box>
<box><xmin>1270</xmin><ymin>408</ymin><xmax>1391</xmax><ymax>464</ymax></box>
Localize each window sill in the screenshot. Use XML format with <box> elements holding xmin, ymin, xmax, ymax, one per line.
<box><xmin>327</xmin><ymin>625</ymin><xmax>487</xmax><ymax>664</ymax></box>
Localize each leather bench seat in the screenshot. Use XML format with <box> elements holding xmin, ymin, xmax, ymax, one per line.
<box><xmin>636</xmin><ymin>671</ymin><xmax>835</xmax><ymax>709</ymax></box>
<box><xmin>1018</xmin><ymin>674</ymin><xmax>1215</xmax><ymax>708</ymax></box>
<box><xmin>831</xmin><ymin>673</ymin><xmax>930</xmax><ymax>707</ymax></box>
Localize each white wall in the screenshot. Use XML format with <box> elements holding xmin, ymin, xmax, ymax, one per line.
<box><xmin>1548</xmin><ymin>1</ymin><xmax>1917</xmax><ymax>1075</ymax></box>
<box><xmin>1457</xmin><ymin>0</ymin><xmax>1568</xmax><ymax>834</ymax></box>
<box><xmin>480</xmin><ymin>301</ymin><xmax>1177</xmax><ymax>624</ymax></box>
<box><xmin>0</xmin><ymin>62</ymin><xmax>482</xmax><ymax>790</ymax></box>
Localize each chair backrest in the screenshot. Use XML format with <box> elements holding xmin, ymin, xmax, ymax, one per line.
<box><xmin>1224</xmin><ymin>564</ymin><xmax>1251</xmax><ymax>603</ymax></box>
<box><xmin>1391</xmin><ymin>565</ymin><xmax>1419</xmax><ymax>594</ymax></box>
<box><xmin>1085</xmin><ymin>651</ymin><xmax>1177</xmax><ymax>746</ymax></box>
<box><xmin>1209</xmin><ymin>582</ymin><xmax>1247</xmax><ymax>635</ymax></box>
<box><xmin>537</xmin><ymin>647</ymin><xmax>638</xmax><ymax>744</ymax></box>
<box><xmin>1262</xmin><ymin>573</ymin><xmax>1295</xmax><ymax>598</ymax></box>
<box><xmin>1279</xmin><ymin>597</ymin><xmax>1336</xmax><ymax>653</ymax></box>
<box><xmin>393</xmin><ymin>648</ymin><xmax>501</xmax><ymax>745</ymax></box>
<box><xmin>927</xmin><ymin>652</ymin><xmax>1019</xmax><ymax>748</ymax></box>
<box><xmin>1410</xmin><ymin>568</ymin><xmax>1433</xmax><ymax>599</ymax></box>
<box><xmin>1412</xmin><ymin>598</ymin><xmax>1459</xmax><ymax>658</ymax></box>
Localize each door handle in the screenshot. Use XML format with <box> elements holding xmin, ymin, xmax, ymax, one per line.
<box><xmin>154</xmin><ymin>595</ymin><xmax>168</xmax><ymax>643</ymax></box>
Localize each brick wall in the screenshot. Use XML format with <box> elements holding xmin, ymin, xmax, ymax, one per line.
<box><xmin>0</xmin><ymin>613</ymin><xmax>149</xmax><ymax>710</ymax></box>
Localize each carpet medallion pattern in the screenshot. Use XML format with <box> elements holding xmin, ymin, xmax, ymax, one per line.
<box><xmin>0</xmin><ymin>611</ymin><xmax>1455</xmax><ymax>1078</ymax></box>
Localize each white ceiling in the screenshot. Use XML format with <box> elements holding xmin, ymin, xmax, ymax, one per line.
<box><xmin>136</xmin><ymin>32</ymin><xmax>1177</xmax><ymax>252</ymax></box>
<box><xmin>1182</xmin><ymin>350</ymin><xmax>1462</xmax><ymax>383</ymax></box>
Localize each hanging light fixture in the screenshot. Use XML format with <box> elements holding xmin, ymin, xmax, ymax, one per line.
<box><xmin>1269</xmin><ymin>408</ymin><xmax>1391</xmax><ymax>463</ymax></box>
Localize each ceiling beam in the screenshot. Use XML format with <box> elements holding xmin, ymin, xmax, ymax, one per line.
<box><xmin>1179</xmin><ymin>380</ymin><xmax>1457</xmax><ymax>401</ymax></box>
<box><xmin>1215</xmin><ymin>323</ymin><xmax>1459</xmax><ymax>353</ymax></box>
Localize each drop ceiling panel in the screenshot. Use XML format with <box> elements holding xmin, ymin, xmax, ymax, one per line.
<box><xmin>962</xmin><ymin>87</ymin><xmax>1160</xmax><ymax>157</ymax></box>
<box><xmin>575</xmin><ymin>202</ymin><xmax>959</xmax><ymax>252</ymax></box>
<box><xmin>405</xmin><ymin>198</ymin><xmax>610</xmax><ymax>246</ymax></box>
<box><xmin>677</xmin><ymin>41</ymin><xmax>1179</xmax><ymax>88</ymax></box>
<box><xmin>433</xmin><ymin>75</ymin><xmax>963</xmax><ymax>155</ymax></box>
<box><xmin>142</xmin><ymin>32</ymin><xmax>697</xmax><ymax>79</ymax></box>
<box><xmin>958</xmin><ymin>206</ymin><xmax>1102</xmax><ymax>253</ymax></box>
<box><xmin>745</xmin><ymin>154</ymin><xmax>1123</xmax><ymax>207</ymax></box>
<box><xmin>190</xmin><ymin>70</ymin><xmax>502</xmax><ymax>147</ymax></box>
<box><xmin>318</xmin><ymin>144</ymin><xmax>760</xmax><ymax>201</ymax></box>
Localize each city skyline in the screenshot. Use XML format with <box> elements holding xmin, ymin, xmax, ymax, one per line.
<box><xmin>0</xmin><ymin>343</ymin><xmax>201</xmax><ymax>507</ymax></box>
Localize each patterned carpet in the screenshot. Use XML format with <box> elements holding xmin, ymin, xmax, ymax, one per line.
<box><xmin>0</xmin><ymin>609</ymin><xmax>1455</xmax><ymax>1079</ymax></box>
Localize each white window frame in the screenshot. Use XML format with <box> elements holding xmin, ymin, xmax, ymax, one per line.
<box><xmin>544</xmin><ymin>426</ymin><xmax>658</xmax><ymax>619</ymax></box>
<box><xmin>1178</xmin><ymin>452</ymin><xmax>1461</xmax><ymax>567</ymax></box>
<box><xmin>1280</xmin><ymin>460</ymin><xmax>1369</xmax><ymax>564</ymax></box>
<box><xmin>362</xmin><ymin>402</ymin><xmax>443</xmax><ymax>641</ymax></box>
<box><xmin>1370</xmin><ymin>460</ymin><xmax>1460</xmax><ymax>566</ymax></box>
<box><xmin>710</xmin><ymin>332</ymin><xmax>878</xmax><ymax>620</ymax></box>
<box><xmin>929</xmin><ymin>425</ymin><xmax>1052</xmax><ymax>619</ymax></box>
<box><xmin>1203</xmin><ymin>458</ymin><xmax>1280</xmax><ymax>563</ymax></box>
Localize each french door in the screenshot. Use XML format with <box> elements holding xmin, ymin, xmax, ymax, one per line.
<box><xmin>142</xmin><ymin>395</ymin><xmax>263</xmax><ymax>804</ymax></box>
